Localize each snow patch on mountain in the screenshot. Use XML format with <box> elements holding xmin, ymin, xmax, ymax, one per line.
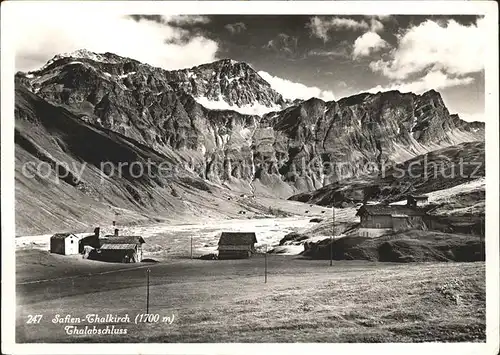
<box><xmin>39</xmin><ymin>49</ymin><xmax>121</xmax><ymax>71</ymax></box>
<box><xmin>226</xmin><ymin>76</ymin><xmax>242</xmax><ymax>84</ymax></box>
<box><xmin>195</xmin><ymin>96</ymin><xmax>280</xmax><ymax>116</ymax></box>
<box><xmin>119</xmin><ymin>71</ymin><xmax>136</xmax><ymax>79</ymax></box>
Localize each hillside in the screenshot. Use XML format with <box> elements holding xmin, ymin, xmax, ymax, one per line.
<box><xmin>15</xmin><ymin>85</ymin><xmax>307</xmax><ymax>235</ymax></box>
<box><xmin>301</xmin><ymin>230</ymin><xmax>484</xmax><ymax>262</ymax></box>
<box><xmin>289</xmin><ymin>141</ymin><xmax>485</xmax><ymax>207</ymax></box>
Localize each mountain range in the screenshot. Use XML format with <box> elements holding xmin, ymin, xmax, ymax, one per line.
<box><xmin>14</xmin><ymin>49</ymin><xmax>485</xmax><ymax>233</ymax></box>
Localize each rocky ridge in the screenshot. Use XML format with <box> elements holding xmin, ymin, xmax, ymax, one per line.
<box><xmin>16</xmin><ymin>49</ymin><xmax>485</xmax><ymax>197</ymax></box>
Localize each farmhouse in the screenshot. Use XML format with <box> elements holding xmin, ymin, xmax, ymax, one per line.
<box><xmin>356</xmin><ymin>205</ymin><xmax>427</xmax><ymax>237</ymax></box>
<box><xmin>50</xmin><ymin>233</ymin><xmax>79</xmax><ymax>255</ymax></box>
<box><xmin>218</xmin><ymin>232</ymin><xmax>257</xmax><ymax>259</ymax></box>
<box><xmin>98</xmin><ymin>235</ymin><xmax>145</xmax><ymax>263</ymax></box>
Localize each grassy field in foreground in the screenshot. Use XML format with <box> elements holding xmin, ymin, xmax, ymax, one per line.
<box><xmin>16</xmin><ymin>250</ymin><xmax>485</xmax><ymax>343</ymax></box>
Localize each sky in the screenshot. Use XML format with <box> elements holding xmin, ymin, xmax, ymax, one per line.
<box><xmin>14</xmin><ymin>13</ymin><xmax>486</xmax><ymax>121</ymax></box>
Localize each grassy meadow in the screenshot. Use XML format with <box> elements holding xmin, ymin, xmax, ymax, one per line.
<box><xmin>16</xmin><ymin>250</ymin><xmax>485</xmax><ymax>343</ymax></box>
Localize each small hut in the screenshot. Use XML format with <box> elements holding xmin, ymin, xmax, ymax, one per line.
<box><xmin>218</xmin><ymin>232</ymin><xmax>257</xmax><ymax>259</ymax></box>
<box><xmin>50</xmin><ymin>233</ymin><xmax>79</xmax><ymax>255</ymax></box>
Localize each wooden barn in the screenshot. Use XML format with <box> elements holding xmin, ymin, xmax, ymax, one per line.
<box><xmin>97</xmin><ymin>235</ymin><xmax>145</xmax><ymax>263</ymax></box>
<box><xmin>356</xmin><ymin>205</ymin><xmax>427</xmax><ymax>237</ymax></box>
<box><xmin>50</xmin><ymin>233</ymin><xmax>79</xmax><ymax>255</ymax></box>
<box><xmin>218</xmin><ymin>232</ymin><xmax>257</xmax><ymax>259</ymax></box>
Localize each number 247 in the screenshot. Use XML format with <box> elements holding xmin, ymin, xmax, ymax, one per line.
<box><xmin>26</xmin><ymin>315</ymin><xmax>43</xmax><ymax>324</ymax></box>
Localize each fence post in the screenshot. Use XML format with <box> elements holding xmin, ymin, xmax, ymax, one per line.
<box><xmin>330</xmin><ymin>206</ymin><xmax>335</xmax><ymax>266</ymax></box>
<box><xmin>265</xmin><ymin>245</ymin><xmax>268</xmax><ymax>283</ymax></box>
<box><xmin>146</xmin><ymin>268</ymin><xmax>150</xmax><ymax>315</ymax></box>
<box><xmin>480</xmin><ymin>217</ymin><xmax>484</xmax><ymax>245</ymax></box>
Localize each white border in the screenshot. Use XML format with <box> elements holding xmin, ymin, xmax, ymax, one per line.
<box><xmin>1</xmin><ymin>2</ymin><xmax>498</xmax><ymax>355</ymax></box>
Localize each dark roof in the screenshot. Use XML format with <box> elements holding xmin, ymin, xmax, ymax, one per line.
<box><xmin>100</xmin><ymin>243</ymin><xmax>138</xmax><ymax>250</ymax></box>
<box><xmin>218</xmin><ymin>232</ymin><xmax>257</xmax><ymax>245</ymax></box>
<box><xmin>51</xmin><ymin>233</ymin><xmax>77</xmax><ymax>240</ymax></box>
<box><xmin>79</xmin><ymin>233</ymin><xmax>98</xmax><ymax>240</ymax></box>
<box><xmin>356</xmin><ymin>205</ymin><xmax>426</xmax><ymax>217</ymax></box>
<box><xmin>407</xmin><ymin>195</ymin><xmax>429</xmax><ymax>200</ymax></box>
<box><xmin>100</xmin><ymin>236</ymin><xmax>145</xmax><ymax>244</ymax></box>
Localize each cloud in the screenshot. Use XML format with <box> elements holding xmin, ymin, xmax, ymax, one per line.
<box><xmin>307</xmin><ymin>16</ymin><xmax>370</xmax><ymax>42</ymax></box>
<box><xmin>307</xmin><ymin>45</ymin><xmax>350</xmax><ymax>58</ymax></box>
<box><xmin>352</xmin><ymin>32</ymin><xmax>388</xmax><ymax>59</ymax></box>
<box><xmin>364</xmin><ymin>15</ymin><xmax>394</xmax><ymax>28</ymax></box>
<box><xmin>264</xmin><ymin>33</ymin><xmax>299</xmax><ymax>57</ymax></box>
<box><xmin>369</xmin><ymin>18</ymin><xmax>486</xmax><ymax>80</ymax></box>
<box><xmin>258</xmin><ymin>71</ymin><xmax>335</xmax><ymax>102</ymax></box>
<box><xmin>13</xmin><ymin>12</ymin><xmax>219</xmax><ymax>72</ymax></box>
<box><xmin>167</xmin><ymin>15</ymin><xmax>211</xmax><ymax>26</ymax></box>
<box><xmin>364</xmin><ymin>70</ymin><xmax>475</xmax><ymax>95</ymax></box>
<box><xmin>369</xmin><ymin>18</ymin><xmax>384</xmax><ymax>32</ymax></box>
<box><xmin>225</xmin><ymin>22</ymin><xmax>247</xmax><ymax>35</ymax></box>
<box><xmin>373</xmin><ymin>15</ymin><xmax>393</xmax><ymax>21</ymax></box>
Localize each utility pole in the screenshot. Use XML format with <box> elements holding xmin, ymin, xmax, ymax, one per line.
<box><xmin>330</xmin><ymin>205</ymin><xmax>335</xmax><ymax>266</ymax></box>
<box><xmin>265</xmin><ymin>245</ymin><xmax>268</xmax><ymax>283</ymax></box>
<box><xmin>190</xmin><ymin>236</ymin><xmax>193</xmax><ymax>259</ymax></box>
<box><xmin>146</xmin><ymin>268</ymin><xmax>150</xmax><ymax>314</ymax></box>
<box><xmin>480</xmin><ymin>217</ymin><xmax>484</xmax><ymax>245</ymax></box>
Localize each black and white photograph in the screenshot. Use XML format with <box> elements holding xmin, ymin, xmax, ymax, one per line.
<box><xmin>1</xmin><ymin>1</ymin><xmax>498</xmax><ymax>354</ymax></box>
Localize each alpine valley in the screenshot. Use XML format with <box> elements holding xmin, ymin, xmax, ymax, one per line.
<box><xmin>15</xmin><ymin>49</ymin><xmax>485</xmax><ymax>234</ymax></box>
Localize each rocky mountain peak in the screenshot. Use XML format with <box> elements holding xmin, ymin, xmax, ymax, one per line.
<box><xmin>204</xmin><ymin>58</ymin><xmax>241</xmax><ymax>66</ymax></box>
<box><xmin>165</xmin><ymin>59</ymin><xmax>287</xmax><ymax>112</ymax></box>
<box><xmin>420</xmin><ymin>88</ymin><xmax>446</xmax><ymax>106</ymax></box>
<box><xmin>36</xmin><ymin>49</ymin><xmax>136</xmax><ymax>73</ymax></box>
<box><xmin>24</xmin><ymin>51</ymin><xmax>288</xmax><ymax>115</ymax></box>
<box><xmin>57</xmin><ymin>49</ymin><xmax>115</xmax><ymax>62</ymax></box>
